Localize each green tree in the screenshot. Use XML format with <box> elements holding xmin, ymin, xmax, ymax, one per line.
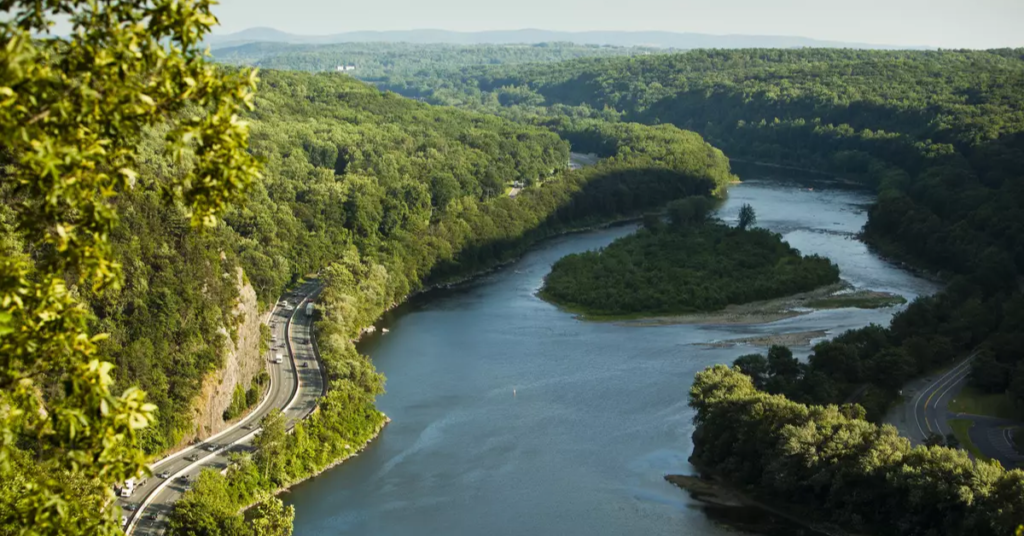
<box><xmin>667</xmin><ymin>196</ymin><xmax>713</xmax><ymax>227</ymax></box>
<box><xmin>0</xmin><ymin>1</ymin><xmax>259</xmax><ymax>534</ymax></box>
<box><xmin>738</xmin><ymin>203</ymin><xmax>757</xmax><ymax>230</ymax></box>
<box><xmin>733</xmin><ymin>353</ymin><xmax>769</xmax><ymax>388</ymax></box>
<box><xmin>253</xmin><ymin>410</ymin><xmax>287</xmax><ymax>482</ymax></box>
<box><xmin>249</xmin><ymin>494</ymin><xmax>294</xmax><ymax>536</ymax></box>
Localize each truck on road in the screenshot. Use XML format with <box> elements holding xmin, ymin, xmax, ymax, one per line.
<box><xmin>117</xmin><ymin>478</ymin><xmax>135</xmax><ymax>497</ymax></box>
<box><xmin>305</xmin><ymin>302</ymin><xmax>314</xmax><ymax>317</ymax></box>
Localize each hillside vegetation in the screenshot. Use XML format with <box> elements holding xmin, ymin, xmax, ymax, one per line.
<box><xmin>212</xmin><ymin>41</ymin><xmax>661</xmax><ymax>80</ymax></box>
<box><xmin>370</xmin><ymin>48</ymin><xmax>1024</xmax><ymax>419</ymax></box>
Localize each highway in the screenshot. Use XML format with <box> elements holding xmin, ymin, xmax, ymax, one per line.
<box><xmin>121</xmin><ymin>279</ymin><xmax>325</xmax><ymax>535</ymax></box>
<box><xmin>887</xmin><ymin>354</ymin><xmax>1023</xmax><ymax>467</ymax></box>
<box><xmin>910</xmin><ymin>355</ymin><xmax>974</xmax><ymax>441</ymax></box>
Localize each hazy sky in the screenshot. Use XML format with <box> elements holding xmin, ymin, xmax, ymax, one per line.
<box><xmin>210</xmin><ymin>0</ymin><xmax>1024</xmax><ymax>48</ymax></box>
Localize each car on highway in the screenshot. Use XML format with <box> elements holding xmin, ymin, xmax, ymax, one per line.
<box><xmin>157</xmin><ymin>471</ymin><xmax>171</xmax><ymax>479</ymax></box>
<box><xmin>179</xmin><ymin>475</ymin><xmax>189</xmax><ymax>483</ymax></box>
<box><xmin>243</xmin><ymin>422</ymin><xmax>254</xmax><ymax>430</ymax></box>
<box><xmin>145</xmin><ymin>513</ymin><xmax>158</xmax><ymax>521</ymax></box>
<box><xmin>204</xmin><ymin>444</ymin><xmax>218</xmax><ymax>452</ymax></box>
<box><xmin>301</xmin><ymin>361</ymin><xmax>308</xmax><ymax>368</ymax></box>
<box><xmin>123</xmin><ymin>503</ymin><xmax>137</xmax><ymax>511</ymax></box>
<box><xmin>185</xmin><ymin>454</ymin><xmax>199</xmax><ymax>462</ymax></box>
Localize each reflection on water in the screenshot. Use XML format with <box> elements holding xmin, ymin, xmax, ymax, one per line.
<box><xmin>701</xmin><ymin>505</ymin><xmax>826</xmax><ymax>536</ymax></box>
<box><xmin>284</xmin><ymin>173</ymin><xmax>936</xmax><ymax>536</ymax></box>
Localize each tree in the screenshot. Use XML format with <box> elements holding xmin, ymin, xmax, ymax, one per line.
<box><xmin>249</xmin><ymin>494</ymin><xmax>295</xmax><ymax>536</ymax></box>
<box><xmin>733</xmin><ymin>353</ymin><xmax>769</xmax><ymax>388</ymax></box>
<box><xmin>0</xmin><ymin>1</ymin><xmax>259</xmax><ymax>534</ymax></box>
<box><xmin>667</xmin><ymin>196</ymin><xmax>713</xmax><ymax>227</ymax></box>
<box><xmin>642</xmin><ymin>213</ymin><xmax>665</xmax><ymax>232</ymax></box>
<box><xmin>767</xmin><ymin>345</ymin><xmax>800</xmax><ymax>378</ymax></box>
<box><xmin>738</xmin><ymin>203</ymin><xmax>757</xmax><ymax>230</ymax></box>
<box><xmin>253</xmin><ymin>410</ymin><xmax>287</xmax><ymax>482</ymax></box>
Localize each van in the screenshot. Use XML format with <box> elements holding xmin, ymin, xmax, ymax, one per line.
<box><xmin>274</xmin><ymin>354</ymin><xmax>283</xmax><ymax>364</ymax></box>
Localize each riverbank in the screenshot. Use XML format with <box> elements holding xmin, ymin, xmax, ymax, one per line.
<box><xmin>665</xmin><ymin>470</ymin><xmax>851</xmax><ymax>536</ymax></box>
<box><xmin>269</xmin><ymin>416</ymin><xmax>390</xmax><ymax>503</ymax></box>
<box><xmin>580</xmin><ymin>282</ymin><xmax>905</xmax><ymax>326</ymax></box>
<box><xmin>285</xmin><ymin>177</ymin><xmax>941</xmax><ymax>536</ymax></box>
<box><xmin>696</xmin><ymin>329</ymin><xmax>829</xmax><ymax>349</ymax></box>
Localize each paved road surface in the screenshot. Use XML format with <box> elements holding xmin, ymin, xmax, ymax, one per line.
<box><xmin>122</xmin><ymin>279</ymin><xmax>325</xmax><ymax>535</ymax></box>
<box><xmin>886</xmin><ymin>354</ymin><xmax>1023</xmax><ymax>467</ymax></box>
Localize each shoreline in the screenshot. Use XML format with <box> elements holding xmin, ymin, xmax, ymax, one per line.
<box><xmin>242</xmin><ymin>415</ymin><xmax>391</xmax><ymax>512</ymax></box>
<box><xmin>542</xmin><ymin>282</ymin><xmax>905</xmax><ymax>327</ymax></box>
<box><xmin>666</xmin><ymin>464</ymin><xmax>857</xmax><ymax>536</ymax></box>
<box><xmin>696</xmin><ymin>329</ymin><xmax>829</xmax><ymax>349</ymax></box>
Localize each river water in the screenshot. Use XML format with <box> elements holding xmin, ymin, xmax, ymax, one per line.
<box><xmin>285</xmin><ymin>173</ymin><xmax>939</xmax><ymax>535</ymax></box>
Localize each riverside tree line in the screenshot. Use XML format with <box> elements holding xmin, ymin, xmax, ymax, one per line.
<box><xmin>0</xmin><ymin>4</ymin><xmax>739</xmax><ymax>532</ymax></box>
<box><xmin>373</xmin><ymin>48</ymin><xmax>1024</xmax><ymax>421</ymax></box>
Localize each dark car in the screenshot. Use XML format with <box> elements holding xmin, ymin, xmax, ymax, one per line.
<box><xmin>123</xmin><ymin>503</ymin><xmax>137</xmax><ymax>511</ymax></box>
<box><xmin>185</xmin><ymin>454</ymin><xmax>200</xmax><ymax>462</ymax></box>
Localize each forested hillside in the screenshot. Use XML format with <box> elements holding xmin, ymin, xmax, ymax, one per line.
<box><xmin>158</xmin><ymin>72</ymin><xmax>734</xmax><ymax>534</ymax></box>
<box><xmin>371</xmin><ymin>48</ymin><xmax>1024</xmax><ymax>419</ymax></box>
<box><xmin>0</xmin><ymin>57</ymin><xmax>738</xmax><ymax>534</ymax></box>
<box><xmin>212</xmin><ymin>41</ymin><xmax>661</xmax><ymax>81</ymax></box>
<box><xmin>61</xmin><ymin>68</ymin><xmax>732</xmax><ymax>459</ymax></box>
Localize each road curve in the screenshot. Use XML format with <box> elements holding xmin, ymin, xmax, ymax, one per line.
<box><xmin>122</xmin><ymin>279</ymin><xmax>325</xmax><ymax>535</ymax></box>
<box><xmin>911</xmin><ymin>355</ymin><xmax>974</xmax><ymax>441</ymax></box>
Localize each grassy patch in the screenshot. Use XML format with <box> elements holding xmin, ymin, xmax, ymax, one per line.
<box><xmin>806</xmin><ymin>291</ymin><xmax>906</xmax><ymax>310</ymax></box>
<box><xmin>948</xmin><ymin>419</ymin><xmax>990</xmax><ymax>461</ymax></box>
<box><xmin>948</xmin><ymin>385</ymin><xmax>1018</xmax><ymax>419</ymax></box>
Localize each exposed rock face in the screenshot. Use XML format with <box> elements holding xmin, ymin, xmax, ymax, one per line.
<box><xmin>191</xmin><ymin>268</ymin><xmax>265</xmax><ymax>440</ymax></box>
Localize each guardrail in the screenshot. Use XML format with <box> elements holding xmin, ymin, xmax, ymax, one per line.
<box><xmin>125</xmin><ymin>284</ymin><xmax>325</xmax><ymax>534</ymax></box>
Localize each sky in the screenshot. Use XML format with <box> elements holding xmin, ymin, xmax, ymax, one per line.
<box><xmin>209</xmin><ymin>0</ymin><xmax>1024</xmax><ymax>49</ymax></box>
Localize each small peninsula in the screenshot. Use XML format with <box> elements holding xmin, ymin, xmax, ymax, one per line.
<box><xmin>540</xmin><ymin>200</ymin><xmax>842</xmax><ymax>319</ymax></box>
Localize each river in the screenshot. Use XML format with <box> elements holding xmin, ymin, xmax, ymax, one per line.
<box><xmin>284</xmin><ymin>172</ymin><xmax>939</xmax><ymax>535</ymax></box>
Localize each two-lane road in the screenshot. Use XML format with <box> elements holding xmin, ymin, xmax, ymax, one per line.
<box><xmin>888</xmin><ymin>354</ymin><xmax>1024</xmax><ymax>467</ymax></box>
<box><xmin>910</xmin><ymin>356</ymin><xmax>974</xmax><ymax>441</ymax></box>
<box><xmin>123</xmin><ymin>279</ymin><xmax>324</xmax><ymax>535</ymax></box>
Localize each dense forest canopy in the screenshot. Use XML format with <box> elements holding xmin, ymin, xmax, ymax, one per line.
<box><xmin>8</xmin><ymin>22</ymin><xmax>1024</xmax><ymax>534</ymax></box>
<box><xmin>156</xmin><ymin>71</ymin><xmax>735</xmax><ymax>535</ymax></box>
<box><xmin>690</xmin><ymin>365</ymin><xmax>1024</xmax><ymax>536</ymax></box>
<box><xmin>0</xmin><ymin>0</ymin><xmax>263</xmax><ymax>533</ymax></box>
<box><xmin>0</xmin><ymin>48</ymin><xmax>737</xmax><ymax>534</ymax></box>
<box><xmin>541</xmin><ymin>210</ymin><xmax>839</xmax><ymax>316</ymax></box>
<box><xmin>212</xmin><ymin>41</ymin><xmax>665</xmax><ymax>81</ymax></box>
<box><xmin>364</xmin><ymin>48</ymin><xmax>1024</xmax><ymax>420</ymax></box>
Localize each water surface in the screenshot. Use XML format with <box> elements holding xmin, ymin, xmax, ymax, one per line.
<box><xmin>285</xmin><ymin>175</ymin><xmax>938</xmax><ymax>535</ymax></box>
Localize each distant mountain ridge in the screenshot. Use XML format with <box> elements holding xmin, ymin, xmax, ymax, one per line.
<box><xmin>205</xmin><ymin>27</ymin><xmax>927</xmax><ymax>50</ymax></box>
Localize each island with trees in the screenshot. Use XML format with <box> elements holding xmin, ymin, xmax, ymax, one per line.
<box><xmin>540</xmin><ymin>202</ymin><xmax>842</xmax><ymax>319</ymax></box>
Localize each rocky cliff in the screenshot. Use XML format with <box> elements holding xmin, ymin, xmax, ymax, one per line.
<box><xmin>191</xmin><ymin>268</ymin><xmax>266</xmax><ymax>440</ymax></box>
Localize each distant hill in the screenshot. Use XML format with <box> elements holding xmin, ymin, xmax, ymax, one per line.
<box><xmin>205</xmin><ymin>27</ymin><xmax>925</xmax><ymax>50</ymax></box>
